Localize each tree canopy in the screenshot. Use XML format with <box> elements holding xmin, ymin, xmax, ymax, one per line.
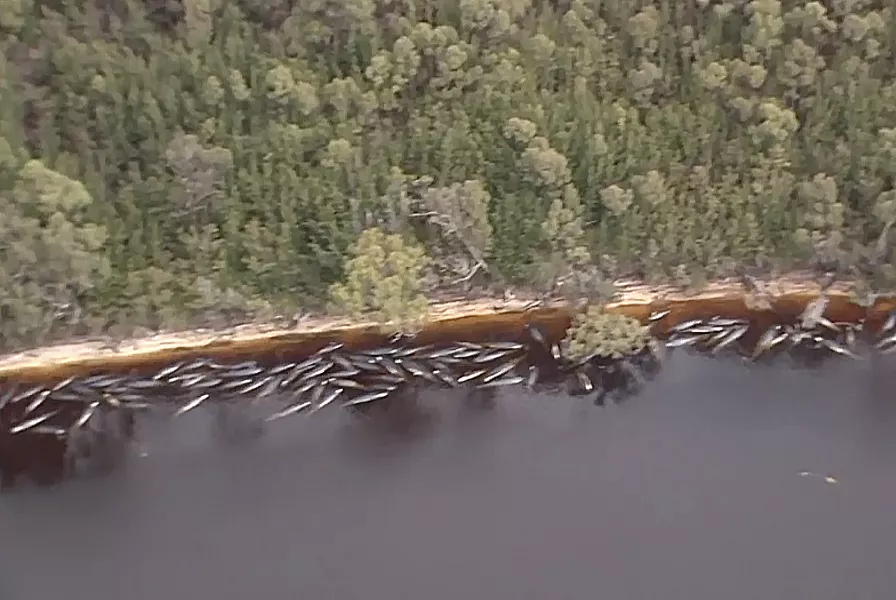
<box><xmin>1</xmin><ymin>0</ymin><xmax>894</xmax><ymax>349</ymax></box>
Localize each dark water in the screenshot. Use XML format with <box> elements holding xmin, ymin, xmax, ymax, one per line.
<box><xmin>3</xmin><ymin>352</ymin><xmax>896</xmax><ymax>600</ymax></box>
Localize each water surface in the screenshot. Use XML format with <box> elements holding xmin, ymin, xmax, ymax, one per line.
<box><xmin>3</xmin><ymin>352</ymin><xmax>896</xmax><ymax>600</ymax></box>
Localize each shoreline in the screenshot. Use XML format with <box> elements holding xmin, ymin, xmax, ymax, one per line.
<box><xmin>0</xmin><ymin>274</ymin><xmax>887</xmax><ymax>379</ymax></box>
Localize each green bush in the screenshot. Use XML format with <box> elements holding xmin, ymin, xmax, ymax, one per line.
<box><xmin>329</xmin><ymin>228</ymin><xmax>429</xmax><ymax>332</ymax></box>
<box><xmin>564</xmin><ymin>306</ymin><xmax>651</xmax><ymax>361</ymax></box>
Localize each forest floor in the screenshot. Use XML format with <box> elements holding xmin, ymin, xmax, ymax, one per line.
<box><xmin>0</xmin><ymin>271</ymin><xmax>866</xmax><ymax>377</ymax></box>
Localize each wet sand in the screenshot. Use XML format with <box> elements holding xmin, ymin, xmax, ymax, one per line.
<box><xmin>3</xmin><ymin>351</ymin><xmax>896</xmax><ymax>600</ymax></box>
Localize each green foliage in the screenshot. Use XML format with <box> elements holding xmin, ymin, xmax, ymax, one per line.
<box><xmin>329</xmin><ymin>227</ymin><xmax>429</xmax><ymax>332</ymax></box>
<box><xmin>0</xmin><ymin>158</ymin><xmax>110</xmax><ymax>346</ymax></box>
<box><xmin>564</xmin><ymin>306</ymin><xmax>651</xmax><ymax>361</ymax></box>
<box><xmin>1</xmin><ymin>0</ymin><xmax>896</xmax><ymax>349</ymax></box>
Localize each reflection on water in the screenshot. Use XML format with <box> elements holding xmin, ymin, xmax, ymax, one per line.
<box><xmin>3</xmin><ymin>352</ymin><xmax>896</xmax><ymax>600</ymax></box>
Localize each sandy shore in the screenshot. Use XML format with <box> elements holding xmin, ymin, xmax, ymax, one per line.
<box><xmin>0</xmin><ymin>274</ymin><xmax>873</xmax><ymax>378</ymax></box>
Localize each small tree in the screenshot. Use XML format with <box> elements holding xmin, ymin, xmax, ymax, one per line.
<box><xmin>329</xmin><ymin>227</ymin><xmax>430</xmax><ymax>332</ymax></box>
<box><xmin>564</xmin><ymin>305</ymin><xmax>651</xmax><ymax>361</ymax></box>
<box><xmin>416</xmin><ymin>178</ymin><xmax>493</xmax><ymax>286</ymax></box>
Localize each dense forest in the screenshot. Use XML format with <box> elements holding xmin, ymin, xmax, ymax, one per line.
<box><xmin>1</xmin><ymin>0</ymin><xmax>895</xmax><ymax>350</ymax></box>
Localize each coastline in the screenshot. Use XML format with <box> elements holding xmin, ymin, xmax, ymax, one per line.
<box><xmin>0</xmin><ymin>273</ymin><xmax>886</xmax><ymax>380</ymax></box>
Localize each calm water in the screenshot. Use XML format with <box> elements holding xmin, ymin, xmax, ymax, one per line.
<box><xmin>3</xmin><ymin>351</ymin><xmax>896</xmax><ymax>600</ymax></box>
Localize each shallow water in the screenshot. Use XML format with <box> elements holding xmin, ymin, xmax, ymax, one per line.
<box><xmin>3</xmin><ymin>351</ymin><xmax>896</xmax><ymax>600</ymax></box>
<box><xmin>5</xmin><ymin>289</ymin><xmax>893</xmax><ymax>385</ymax></box>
